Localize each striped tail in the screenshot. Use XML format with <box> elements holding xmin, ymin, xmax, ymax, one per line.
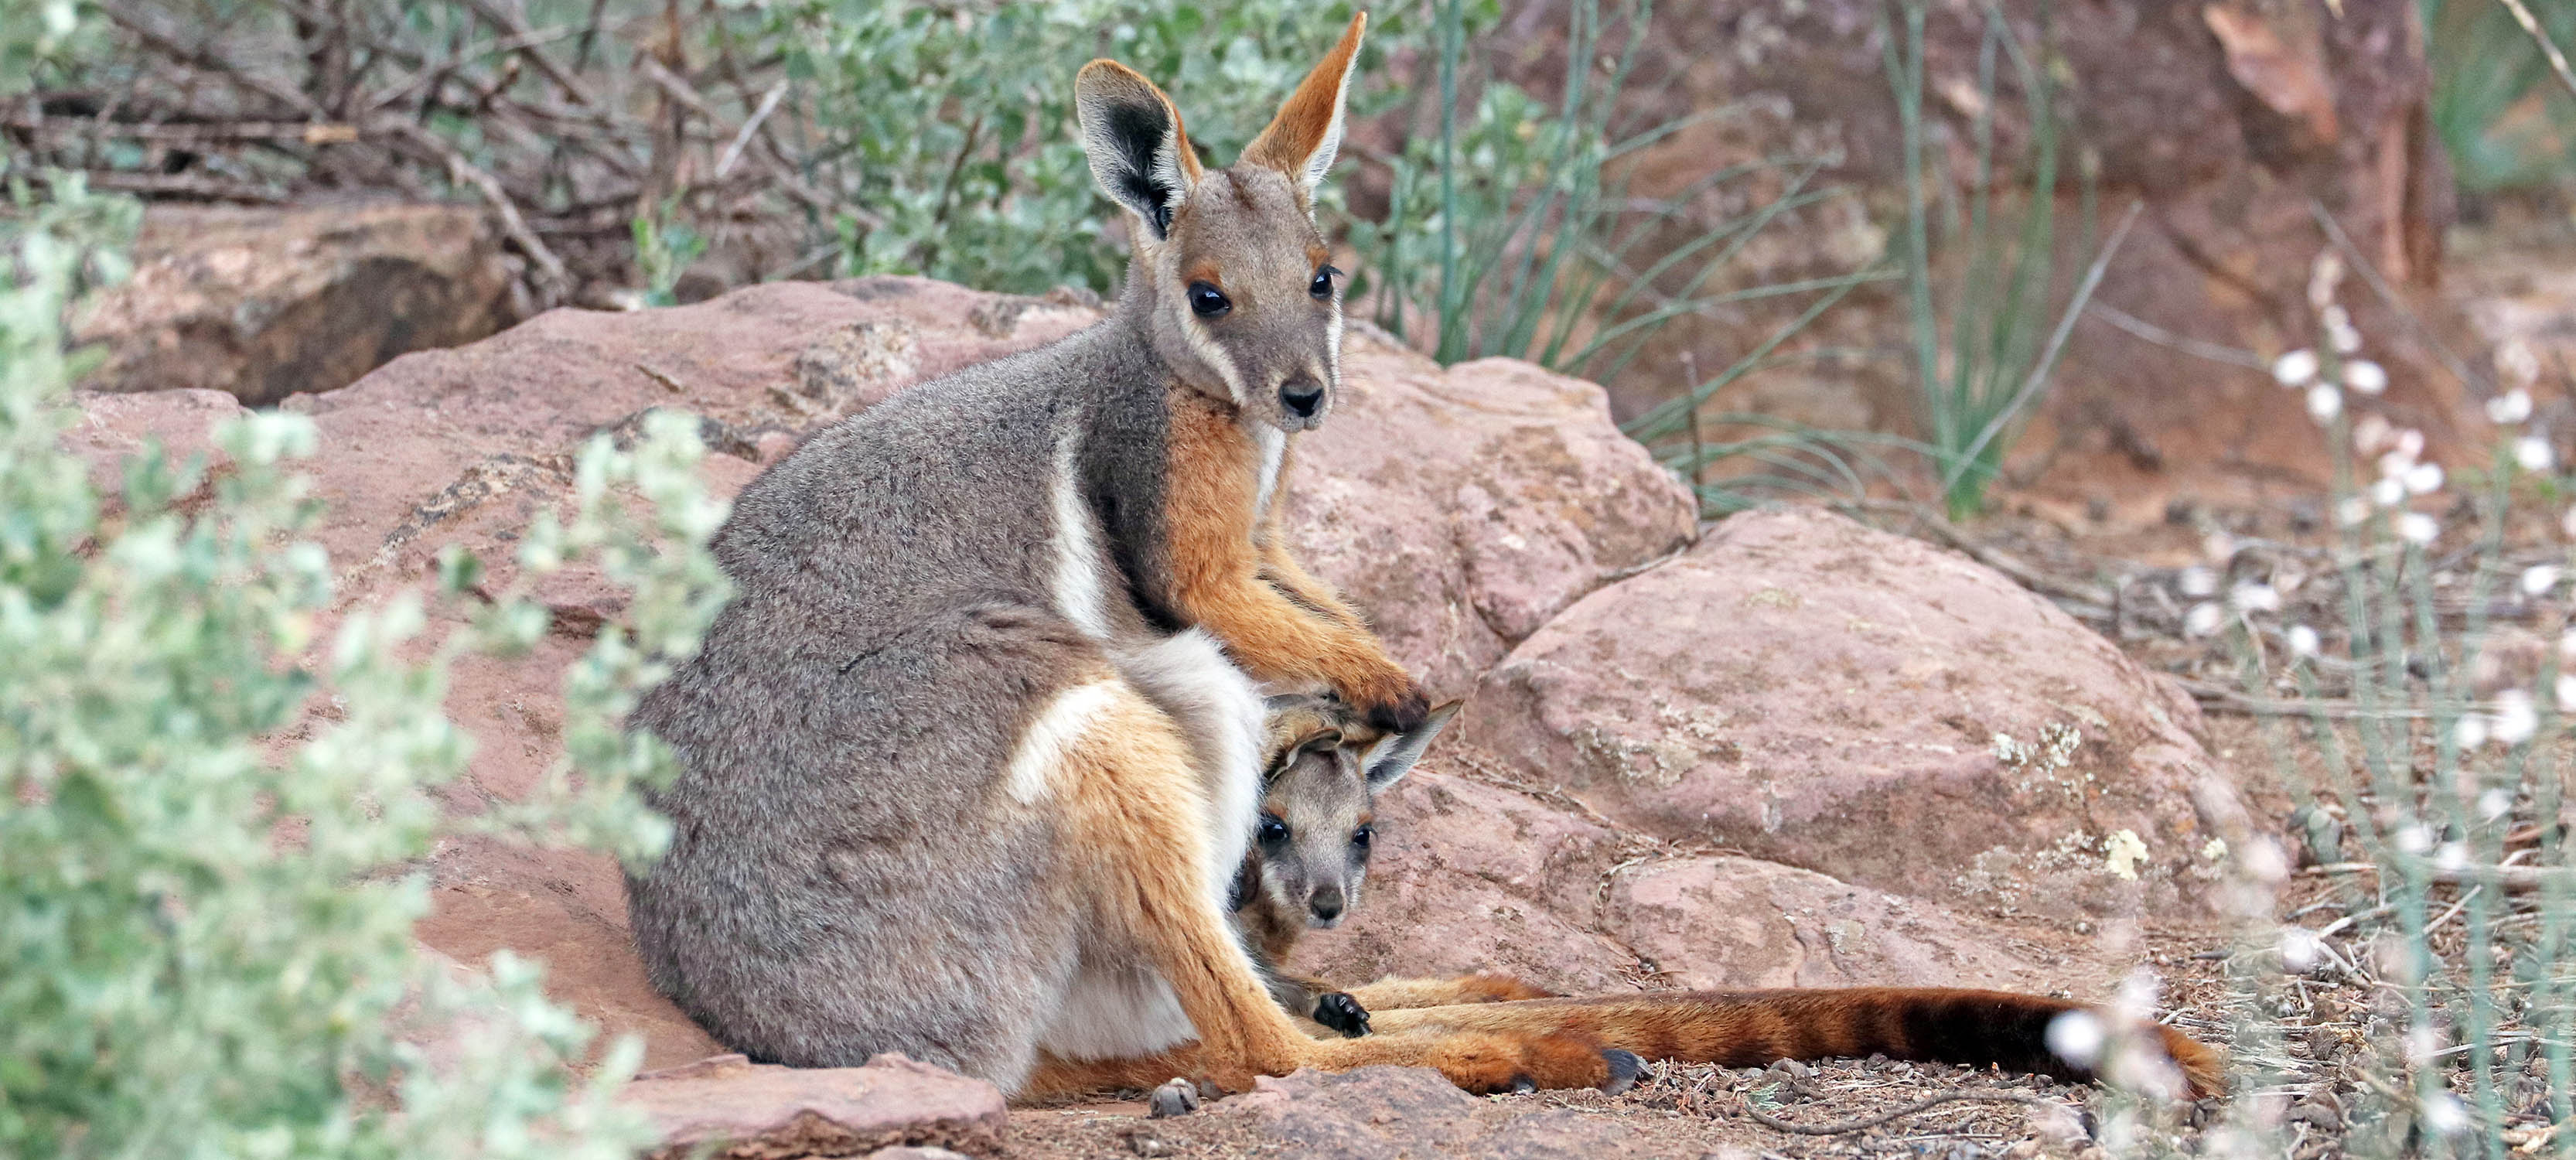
<box><xmin>1366</xmin><ymin>987</ymin><xmax>2226</xmax><ymax>1098</ymax></box>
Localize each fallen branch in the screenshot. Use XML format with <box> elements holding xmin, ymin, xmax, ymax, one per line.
<box><xmin>380</xmin><ymin>119</ymin><xmax>569</xmax><ymax>305</ymax></box>
<box><xmin>1742</xmin><ymin>1090</ymin><xmax>2056</xmax><ymax>1135</ymax></box>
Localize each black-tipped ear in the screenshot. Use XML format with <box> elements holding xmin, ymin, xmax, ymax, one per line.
<box><xmin>1361</xmin><ymin>700</ymin><xmax>1461</xmax><ymax>791</ymax></box>
<box><xmin>1075</xmin><ymin>60</ymin><xmax>1200</xmax><ymax>240</ymax></box>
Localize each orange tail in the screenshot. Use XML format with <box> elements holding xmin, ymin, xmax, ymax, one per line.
<box><xmin>1368</xmin><ymin>987</ymin><xmax>2225</xmax><ymax>1098</ymax></box>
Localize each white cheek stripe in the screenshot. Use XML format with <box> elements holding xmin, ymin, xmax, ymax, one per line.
<box><xmin>1005</xmin><ymin>681</ymin><xmax>1121</xmax><ymax>804</ymax></box>
<box><xmin>1049</xmin><ymin>433</ymin><xmax>1112</xmax><ymax>640</ymax></box>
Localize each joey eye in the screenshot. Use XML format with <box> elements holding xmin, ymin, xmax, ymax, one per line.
<box><xmin>1188</xmin><ymin>281</ymin><xmax>1232</xmax><ymax>318</ymax></box>
<box><xmin>1257</xmin><ymin>814</ymin><xmax>1289</xmax><ymax>845</ymax></box>
<box><xmin>1309</xmin><ymin>265</ymin><xmax>1340</xmax><ymax>299</ymax></box>
<box><xmin>1351</xmin><ymin>824</ymin><xmax>1373</xmax><ymax>849</ymax></box>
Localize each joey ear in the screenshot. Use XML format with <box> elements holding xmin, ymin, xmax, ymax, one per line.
<box><xmin>1240</xmin><ymin>12</ymin><xmax>1366</xmax><ymax>200</ymax></box>
<box><xmin>1075</xmin><ymin>60</ymin><xmax>1202</xmax><ymax>240</ymax></box>
<box><xmin>1360</xmin><ymin>698</ymin><xmax>1460</xmax><ymax>791</ymax></box>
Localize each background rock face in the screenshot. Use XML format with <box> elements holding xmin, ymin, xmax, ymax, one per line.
<box><xmin>61</xmin><ymin>277</ymin><xmax>2242</xmax><ymax>1088</ymax></box>
<box><xmin>1459</xmin><ymin>507</ymin><xmax>2233</xmax><ymax>918</ymax></box>
<box><xmin>73</xmin><ymin>203</ymin><xmax>517</xmax><ymax>405</ymax></box>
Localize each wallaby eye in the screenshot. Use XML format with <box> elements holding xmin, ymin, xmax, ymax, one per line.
<box><xmin>1257</xmin><ymin>814</ymin><xmax>1289</xmax><ymax>845</ymax></box>
<box><xmin>1188</xmin><ymin>281</ymin><xmax>1232</xmax><ymax>318</ymax></box>
<box><xmin>1310</xmin><ymin>265</ymin><xmax>1340</xmax><ymax>299</ymax></box>
<box><xmin>1351</xmin><ymin>824</ymin><xmax>1373</xmax><ymax>849</ymax></box>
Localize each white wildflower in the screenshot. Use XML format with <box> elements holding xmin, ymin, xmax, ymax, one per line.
<box><xmin>2423</xmin><ymin>1092</ymin><xmax>2469</xmax><ymax>1136</ymax></box>
<box><xmin>2499</xmin><ymin>339</ymin><xmax>2542</xmax><ymax>387</ymax></box>
<box><xmin>2377</xmin><ymin>448</ymin><xmax>2417</xmax><ymax>479</ymax></box>
<box><xmin>2561</xmin><ymin>629</ymin><xmax>2576</xmax><ymax>664</ymax></box>
<box><xmin>2437</xmin><ymin>841</ymin><xmax>2471</xmax><ymax>871</ymax></box>
<box><xmin>2403</xmin><ymin>462</ymin><xmax>2444</xmax><ymax>495</ymax></box>
<box><xmin>2353</xmin><ymin>412</ymin><xmax>2394</xmax><ymax>454</ymax></box>
<box><xmin>2408</xmin><ymin>1025</ymin><xmax>2443</xmax><ymax>1063</ymax></box>
<box><xmin>2329</xmin><ymin>320</ymin><xmax>2363</xmax><ymax>357</ymax></box>
<box><xmin>2308</xmin><ymin>251</ymin><xmax>2344</xmax><ymax>309</ymax></box>
<box><xmin>2288</xmin><ymin>624</ymin><xmax>2320</xmax><ymax>657</ymax></box>
<box><xmin>2557</xmin><ymin>672</ymin><xmax>2576</xmax><ymax>710</ymax></box>
<box><xmin>2335</xmin><ymin>496</ymin><xmax>2371</xmax><ymax>527</ymax></box>
<box><xmin>2517</xmin><ymin>435</ymin><xmax>2554</xmax><ymax>473</ymax></box>
<box><xmin>2397</xmin><ymin>512</ymin><xmax>2439</xmax><ymax>544</ymax></box>
<box><xmin>2564</xmin><ymin>504</ymin><xmax>2576</xmax><ymax>539</ymax></box>
<box><xmin>2177</xmin><ymin>565</ymin><xmax>2219</xmax><ymax>598</ymax></box>
<box><xmin>2184</xmin><ymin>602</ymin><xmax>2225</xmax><ymax>637</ymax></box>
<box><xmin>2230</xmin><ymin>582</ymin><xmax>2281</xmax><ymax>612</ymax></box>
<box><xmin>2523</xmin><ymin>565</ymin><xmax>2561</xmax><ymax>596</ymax></box>
<box><xmin>2279</xmin><ymin>927</ymin><xmax>2322</xmax><ymax>973</ymax></box>
<box><xmin>2395</xmin><ymin>821</ymin><xmax>2434</xmax><ymax>854</ymax></box>
<box><xmin>2397</xmin><ymin>428</ymin><xmax>2425</xmax><ymax>459</ymax></box>
<box><xmin>2306</xmin><ymin>384</ymin><xmax>2342</xmax><ymax>421</ymax></box>
<box><xmin>2455</xmin><ymin>714</ymin><xmax>2489</xmax><ymax>749</ymax></box>
<box><xmin>2272</xmin><ymin>348</ymin><xmax>2320</xmax><ymax>387</ymax></box>
<box><xmin>2202</xmin><ymin>837</ymin><xmax>2230</xmax><ymax>861</ymax></box>
<box><xmin>2045</xmin><ymin>1009</ymin><xmax>2104</xmax><ymax>1068</ymax></box>
<box><xmin>2370</xmin><ymin>476</ymin><xmax>2406</xmax><ymax>507</ymax></box>
<box><xmin>2489</xmin><ymin>387</ymin><xmax>2535</xmax><ymax>425</ymax></box>
<box><xmin>2492</xmin><ymin>689</ymin><xmax>2539</xmax><ymax>745</ymax></box>
<box><xmin>2102</xmin><ymin>829</ymin><xmax>2150</xmax><ymax>880</ymax></box>
<box><xmin>2480</xmin><ymin>788</ymin><xmax>2514</xmax><ymax>821</ymax></box>
<box><xmin>2343</xmin><ymin>359</ymin><xmax>2387</xmax><ymax>393</ymax></box>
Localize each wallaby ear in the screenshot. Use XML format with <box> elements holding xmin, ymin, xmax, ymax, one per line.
<box><xmin>1240</xmin><ymin>11</ymin><xmax>1366</xmax><ymax>200</ymax></box>
<box><xmin>1075</xmin><ymin>60</ymin><xmax>1203</xmax><ymax>241</ymax></box>
<box><xmin>1361</xmin><ymin>698</ymin><xmax>1460</xmax><ymax>791</ymax></box>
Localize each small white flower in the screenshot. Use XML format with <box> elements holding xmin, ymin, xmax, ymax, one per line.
<box><xmin>2560</xmin><ymin>629</ymin><xmax>2576</xmax><ymax>664</ymax></box>
<box><xmin>2517</xmin><ymin>436</ymin><xmax>2554</xmax><ymax>473</ymax></box>
<box><xmin>2231</xmin><ymin>582</ymin><xmax>2281</xmax><ymax>612</ymax></box>
<box><xmin>2398</xmin><ymin>513</ymin><xmax>2439</xmax><ymax>544</ymax></box>
<box><xmin>2378</xmin><ymin>448</ymin><xmax>2417</xmax><ymax>479</ymax></box>
<box><xmin>2308</xmin><ymin>251</ymin><xmax>2344</xmax><ymax>309</ymax></box>
<box><xmin>2523</xmin><ymin>565</ymin><xmax>2561</xmax><ymax>596</ymax></box>
<box><xmin>2493</xmin><ymin>689</ymin><xmax>2539</xmax><ymax>745</ymax></box>
<box><xmin>2481</xmin><ymin>788</ymin><xmax>2515</xmax><ymax>820</ymax></box>
<box><xmin>2403</xmin><ymin>462</ymin><xmax>2445</xmax><ymax>495</ymax></box>
<box><xmin>2184</xmin><ymin>602</ymin><xmax>2225</xmax><ymax>637</ymax></box>
<box><xmin>2273</xmin><ymin>348</ymin><xmax>2320</xmax><ymax>387</ymax></box>
<box><xmin>2045</xmin><ymin>1009</ymin><xmax>2105</xmax><ymax>1067</ymax></box>
<box><xmin>2353</xmin><ymin>413</ymin><xmax>2394</xmax><ymax>454</ymax></box>
<box><xmin>2177</xmin><ymin>565</ymin><xmax>2219</xmax><ymax>598</ymax></box>
<box><xmin>2343</xmin><ymin>359</ymin><xmax>2387</xmax><ymax>393</ymax></box>
<box><xmin>2499</xmin><ymin>339</ymin><xmax>2542</xmax><ymax>387</ymax></box>
<box><xmin>2557</xmin><ymin>672</ymin><xmax>2576</xmax><ymax>709</ymax></box>
<box><xmin>2307</xmin><ymin>384</ymin><xmax>2343</xmax><ymax>421</ymax></box>
<box><xmin>2437</xmin><ymin>841</ymin><xmax>2471</xmax><ymax>871</ymax></box>
<box><xmin>2336</xmin><ymin>496</ymin><xmax>2372</xmax><ymax>526</ymax></box>
<box><xmin>2279</xmin><ymin>927</ymin><xmax>2322</xmax><ymax>973</ymax></box>
<box><xmin>2398</xmin><ymin>428</ymin><xmax>2426</xmax><ymax>459</ymax></box>
<box><xmin>2489</xmin><ymin>387</ymin><xmax>2535</xmax><ymax>425</ymax></box>
<box><xmin>2455</xmin><ymin>714</ymin><xmax>2489</xmax><ymax>749</ymax></box>
<box><xmin>2322</xmin><ymin>304</ymin><xmax>2352</xmax><ymax>333</ymax></box>
<box><xmin>2288</xmin><ymin>624</ymin><xmax>2320</xmax><ymax>657</ymax></box>
<box><xmin>2370</xmin><ymin>476</ymin><xmax>2407</xmax><ymax>507</ymax></box>
<box><xmin>2329</xmin><ymin>319</ymin><xmax>2363</xmax><ymax>357</ymax></box>
<box><xmin>2564</xmin><ymin>504</ymin><xmax>2576</xmax><ymax>539</ymax></box>
<box><xmin>2423</xmin><ymin>1092</ymin><xmax>2469</xmax><ymax>1136</ymax></box>
<box><xmin>2396</xmin><ymin>821</ymin><xmax>2434</xmax><ymax>854</ymax></box>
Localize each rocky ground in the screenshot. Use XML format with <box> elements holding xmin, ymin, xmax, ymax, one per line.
<box><xmin>62</xmin><ymin>206</ymin><xmax>2576</xmax><ymax>1155</ymax></box>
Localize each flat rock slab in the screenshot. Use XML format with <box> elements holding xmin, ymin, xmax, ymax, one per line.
<box><xmin>621</xmin><ymin>1053</ymin><xmax>1005</xmax><ymax>1159</ymax></box>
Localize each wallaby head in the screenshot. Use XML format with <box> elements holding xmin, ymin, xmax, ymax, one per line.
<box><xmin>1250</xmin><ymin>693</ymin><xmax>1459</xmax><ymax>928</ymax></box>
<box><xmin>1074</xmin><ymin>14</ymin><xmax>1365</xmax><ymax>435</ymax></box>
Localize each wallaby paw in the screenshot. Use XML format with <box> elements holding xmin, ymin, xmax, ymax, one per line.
<box><xmin>1312</xmin><ymin>991</ymin><xmax>1372</xmax><ymax>1037</ymax></box>
<box><xmin>1147</xmin><ymin>1076</ymin><xmax>1202</xmax><ymax>1118</ymax></box>
<box><xmin>1359</xmin><ymin>683</ymin><xmax>1430</xmax><ymax>735</ymax></box>
<box><xmin>1599</xmin><ymin>1049</ymin><xmax>1650</xmax><ymax>1097</ymax></box>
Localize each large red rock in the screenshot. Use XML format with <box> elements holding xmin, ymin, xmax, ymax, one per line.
<box><xmin>620</xmin><ymin>1053</ymin><xmax>1005</xmax><ymax>1159</ymax></box>
<box><xmin>1459</xmin><ymin>505</ymin><xmax>2243</xmax><ymax>919</ymax></box>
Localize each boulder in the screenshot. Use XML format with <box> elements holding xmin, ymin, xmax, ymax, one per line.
<box><xmin>1459</xmin><ymin>505</ymin><xmax>2243</xmax><ymax>918</ymax></box>
<box><xmin>620</xmin><ymin>1053</ymin><xmax>1005</xmax><ymax>1159</ymax></box>
<box><xmin>73</xmin><ymin>203</ymin><xmax>516</xmax><ymax>405</ymax></box>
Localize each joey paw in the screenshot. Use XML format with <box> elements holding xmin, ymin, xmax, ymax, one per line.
<box><xmin>1147</xmin><ymin>1076</ymin><xmax>1201</xmax><ymax>1118</ymax></box>
<box><xmin>1312</xmin><ymin>991</ymin><xmax>1372</xmax><ymax>1037</ymax></box>
<box><xmin>1600</xmin><ymin>1049</ymin><xmax>1650</xmax><ymax>1097</ymax></box>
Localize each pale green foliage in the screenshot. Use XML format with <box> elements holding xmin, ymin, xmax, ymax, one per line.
<box><xmin>770</xmin><ymin>0</ymin><xmax>1403</xmax><ymax>294</ymax></box>
<box><xmin>0</xmin><ymin>176</ymin><xmax>731</xmax><ymax>1156</ymax></box>
<box><xmin>0</xmin><ymin>0</ymin><xmax>93</xmax><ymax>97</ymax></box>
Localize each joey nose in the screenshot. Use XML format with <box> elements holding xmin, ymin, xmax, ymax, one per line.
<box><xmin>1280</xmin><ymin>379</ymin><xmax>1325</xmax><ymax>419</ymax></box>
<box><xmin>1309</xmin><ymin>889</ymin><xmax>1345</xmax><ymax>923</ymax></box>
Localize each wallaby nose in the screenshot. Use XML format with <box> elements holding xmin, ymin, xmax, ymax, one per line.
<box><xmin>1308</xmin><ymin>887</ymin><xmax>1345</xmax><ymax>923</ymax></box>
<box><xmin>1280</xmin><ymin>379</ymin><xmax>1325</xmax><ymax>419</ymax></box>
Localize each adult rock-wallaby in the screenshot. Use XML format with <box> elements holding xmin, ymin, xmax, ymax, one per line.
<box><xmin>626</xmin><ymin>14</ymin><xmax>2226</xmax><ymax>1102</ymax></box>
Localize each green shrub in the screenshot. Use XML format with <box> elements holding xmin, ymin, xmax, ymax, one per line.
<box><xmin>0</xmin><ymin>174</ymin><xmax>732</xmax><ymax>1157</ymax></box>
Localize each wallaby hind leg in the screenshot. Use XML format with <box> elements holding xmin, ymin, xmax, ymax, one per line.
<box><xmin>1032</xmin><ymin>683</ymin><xmax>1629</xmax><ymax>1098</ymax></box>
